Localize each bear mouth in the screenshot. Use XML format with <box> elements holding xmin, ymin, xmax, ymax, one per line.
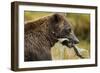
<box><xmin>58</xmin><ymin>38</ymin><xmax>73</xmax><ymax>48</ymax></box>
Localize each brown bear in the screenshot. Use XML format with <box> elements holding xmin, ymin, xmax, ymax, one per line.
<box><xmin>24</xmin><ymin>13</ymin><xmax>79</xmax><ymax>61</ymax></box>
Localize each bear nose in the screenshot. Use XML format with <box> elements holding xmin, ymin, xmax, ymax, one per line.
<box><xmin>69</xmin><ymin>32</ymin><xmax>79</xmax><ymax>44</ymax></box>
<box><xmin>74</xmin><ymin>38</ymin><xmax>79</xmax><ymax>44</ymax></box>
<box><xmin>72</xmin><ymin>35</ymin><xmax>79</xmax><ymax>44</ymax></box>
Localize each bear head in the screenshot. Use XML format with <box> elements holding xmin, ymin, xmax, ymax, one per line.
<box><xmin>49</xmin><ymin>13</ymin><xmax>79</xmax><ymax>48</ymax></box>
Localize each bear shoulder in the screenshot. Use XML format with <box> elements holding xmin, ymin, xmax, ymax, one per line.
<box><xmin>24</xmin><ymin>14</ymin><xmax>52</xmax><ymax>32</ymax></box>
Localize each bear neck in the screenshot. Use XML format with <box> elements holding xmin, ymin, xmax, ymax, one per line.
<box><xmin>48</xmin><ymin>33</ymin><xmax>58</xmax><ymax>47</ymax></box>
<box><xmin>40</xmin><ymin>23</ymin><xmax>58</xmax><ymax>47</ymax></box>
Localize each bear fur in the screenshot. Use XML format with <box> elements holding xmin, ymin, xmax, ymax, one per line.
<box><xmin>24</xmin><ymin>13</ymin><xmax>78</xmax><ymax>61</ymax></box>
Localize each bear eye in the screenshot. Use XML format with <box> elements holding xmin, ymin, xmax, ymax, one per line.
<box><xmin>66</xmin><ymin>28</ymin><xmax>71</xmax><ymax>34</ymax></box>
<box><xmin>68</xmin><ymin>28</ymin><xmax>71</xmax><ymax>33</ymax></box>
<box><xmin>62</xmin><ymin>28</ymin><xmax>71</xmax><ymax>35</ymax></box>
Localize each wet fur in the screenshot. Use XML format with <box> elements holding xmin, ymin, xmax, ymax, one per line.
<box><xmin>24</xmin><ymin>13</ymin><xmax>72</xmax><ymax>61</ymax></box>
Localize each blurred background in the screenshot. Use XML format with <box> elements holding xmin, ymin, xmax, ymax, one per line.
<box><xmin>24</xmin><ymin>11</ymin><xmax>90</xmax><ymax>60</ymax></box>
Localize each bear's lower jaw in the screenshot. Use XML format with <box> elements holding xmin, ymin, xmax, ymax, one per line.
<box><xmin>57</xmin><ymin>38</ymin><xmax>73</xmax><ymax>48</ymax></box>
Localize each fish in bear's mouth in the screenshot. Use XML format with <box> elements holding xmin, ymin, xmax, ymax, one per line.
<box><xmin>58</xmin><ymin>38</ymin><xmax>84</xmax><ymax>59</ymax></box>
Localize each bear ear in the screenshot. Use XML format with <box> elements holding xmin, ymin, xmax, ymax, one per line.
<box><xmin>50</xmin><ymin>13</ymin><xmax>64</xmax><ymax>23</ymax></box>
<box><xmin>53</xmin><ymin>13</ymin><xmax>60</xmax><ymax>22</ymax></box>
